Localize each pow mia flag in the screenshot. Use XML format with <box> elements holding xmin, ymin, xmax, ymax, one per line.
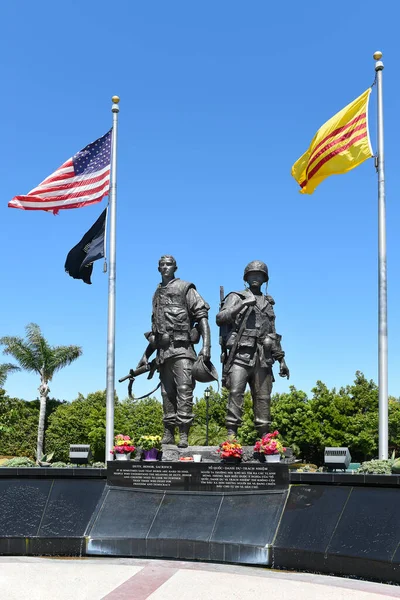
<box><xmin>65</xmin><ymin>209</ymin><xmax>107</xmax><ymax>284</ymax></box>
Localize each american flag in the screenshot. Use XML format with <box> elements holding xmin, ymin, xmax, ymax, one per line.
<box><xmin>9</xmin><ymin>130</ymin><xmax>112</xmax><ymax>215</ymax></box>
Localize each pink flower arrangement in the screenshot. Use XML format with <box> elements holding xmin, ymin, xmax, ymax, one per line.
<box><xmin>254</xmin><ymin>430</ymin><xmax>286</xmax><ymax>456</ymax></box>
<box><xmin>111</xmin><ymin>434</ymin><xmax>136</xmax><ymax>456</ymax></box>
<box><xmin>218</xmin><ymin>439</ymin><xmax>243</xmax><ymax>459</ymax></box>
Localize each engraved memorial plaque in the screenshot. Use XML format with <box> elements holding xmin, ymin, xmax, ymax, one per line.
<box><xmin>107</xmin><ymin>462</ymin><xmax>288</xmax><ymax>493</ymax></box>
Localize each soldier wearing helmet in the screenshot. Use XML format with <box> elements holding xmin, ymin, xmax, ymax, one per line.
<box><xmin>136</xmin><ymin>255</ymin><xmax>211</xmax><ymax>448</ymax></box>
<box><xmin>216</xmin><ymin>260</ymin><xmax>289</xmax><ymax>438</ymax></box>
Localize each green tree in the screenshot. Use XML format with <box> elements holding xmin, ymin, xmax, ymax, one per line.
<box><xmin>0</xmin><ymin>370</ymin><xmax>393</xmax><ymax>464</ymax></box>
<box><xmin>309</xmin><ymin>372</ymin><xmax>379</xmax><ymax>461</ymax></box>
<box><xmin>0</xmin><ymin>392</ymin><xmax>63</xmax><ymax>458</ymax></box>
<box><xmin>271</xmin><ymin>387</ymin><xmax>319</xmax><ymax>462</ymax></box>
<box><xmin>46</xmin><ymin>390</ymin><xmax>106</xmax><ymax>462</ymax></box>
<box><xmin>0</xmin><ymin>393</ymin><xmax>39</xmax><ymax>457</ymax></box>
<box><xmin>341</xmin><ymin>372</ymin><xmax>379</xmax><ymax>459</ymax></box>
<box><xmin>193</xmin><ymin>387</ymin><xmax>227</xmax><ymax>428</ymax></box>
<box><xmin>389</xmin><ymin>398</ymin><xmax>400</xmax><ymax>455</ymax></box>
<box><xmin>268</xmin><ymin>373</ymin><xmax>381</xmax><ymax>463</ymax></box>
<box><xmin>45</xmin><ymin>391</ymin><xmax>163</xmax><ymax>462</ymax></box>
<box><xmin>237</xmin><ymin>392</ymin><xmax>258</xmax><ymax>445</ymax></box>
<box><xmin>116</xmin><ymin>396</ymin><xmax>164</xmax><ymax>441</ymax></box>
<box><xmin>0</xmin><ymin>323</ymin><xmax>82</xmax><ymax>460</ymax></box>
<box><xmin>310</xmin><ymin>381</ymin><xmax>349</xmax><ymax>446</ymax></box>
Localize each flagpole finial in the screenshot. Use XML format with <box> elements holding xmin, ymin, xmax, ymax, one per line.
<box><xmin>374</xmin><ymin>51</ymin><xmax>384</xmax><ymax>71</ymax></box>
<box><xmin>111</xmin><ymin>96</ymin><xmax>120</xmax><ymax>113</ymax></box>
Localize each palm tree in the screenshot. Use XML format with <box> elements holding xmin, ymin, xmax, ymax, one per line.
<box><xmin>0</xmin><ymin>323</ymin><xmax>82</xmax><ymax>460</ymax></box>
<box><xmin>0</xmin><ymin>363</ymin><xmax>20</xmax><ymax>388</ymax></box>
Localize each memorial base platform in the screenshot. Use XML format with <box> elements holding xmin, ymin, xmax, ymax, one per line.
<box><xmin>86</xmin><ymin>461</ymin><xmax>288</xmax><ymax>564</ymax></box>
<box><xmin>2</xmin><ymin>465</ymin><xmax>400</xmax><ymax>582</ymax></box>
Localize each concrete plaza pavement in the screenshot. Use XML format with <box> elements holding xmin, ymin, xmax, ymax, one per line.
<box><xmin>0</xmin><ymin>557</ymin><xmax>399</xmax><ymax>600</ymax></box>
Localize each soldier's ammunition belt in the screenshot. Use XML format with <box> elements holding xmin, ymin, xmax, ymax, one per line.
<box><xmin>238</xmin><ymin>329</ymin><xmax>258</xmax><ymax>349</ymax></box>
<box><xmin>172</xmin><ymin>324</ymin><xmax>191</xmax><ymax>343</ymax></box>
<box><xmin>242</xmin><ymin>329</ymin><xmax>257</xmax><ymax>337</ymax></box>
<box><xmin>154</xmin><ymin>330</ymin><xmax>194</xmax><ymax>350</ymax></box>
<box><xmin>154</xmin><ymin>332</ymin><xmax>171</xmax><ymax>349</ymax></box>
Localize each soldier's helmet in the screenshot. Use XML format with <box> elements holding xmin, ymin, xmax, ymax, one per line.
<box><xmin>192</xmin><ymin>356</ymin><xmax>219</xmax><ymax>384</ymax></box>
<box><xmin>243</xmin><ymin>260</ymin><xmax>269</xmax><ymax>282</ymax></box>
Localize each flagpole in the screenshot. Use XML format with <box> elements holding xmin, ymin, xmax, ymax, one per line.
<box><xmin>374</xmin><ymin>51</ymin><xmax>388</xmax><ymax>459</ymax></box>
<box><xmin>105</xmin><ymin>95</ymin><xmax>120</xmax><ymax>462</ymax></box>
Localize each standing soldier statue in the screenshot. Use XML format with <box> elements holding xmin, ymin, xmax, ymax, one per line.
<box><xmin>136</xmin><ymin>255</ymin><xmax>216</xmax><ymax>448</ymax></box>
<box><xmin>216</xmin><ymin>260</ymin><xmax>289</xmax><ymax>438</ymax></box>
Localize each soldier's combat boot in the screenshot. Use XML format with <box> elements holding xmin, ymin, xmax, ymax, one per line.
<box><xmin>161</xmin><ymin>425</ymin><xmax>175</xmax><ymax>445</ymax></box>
<box><xmin>256</xmin><ymin>424</ymin><xmax>271</xmax><ymax>439</ymax></box>
<box><xmin>177</xmin><ymin>425</ymin><xmax>189</xmax><ymax>448</ymax></box>
<box><xmin>226</xmin><ymin>426</ymin><xmax>238</xmax><ymax>438</ymax></box>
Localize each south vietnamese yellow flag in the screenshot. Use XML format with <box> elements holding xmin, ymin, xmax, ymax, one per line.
<box><xmin>291</xmin><ymin>89</ymin><xmax>373</xmax><ymax>194</ymax></box>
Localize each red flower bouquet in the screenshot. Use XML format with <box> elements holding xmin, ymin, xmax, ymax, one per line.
<box><xmin>254</xmin><ymin>430</ymin><xmax>286</xmax><ymax>456</ymax></box>
<box><xmin>218</xmin><ymin>439</ymin><xmax>243</xmax><ymax>459</ymax></box>
<box><xmin>111</xmin><ymin>434</ymin><xmax>136</xmax><ymax>456</ymax></box>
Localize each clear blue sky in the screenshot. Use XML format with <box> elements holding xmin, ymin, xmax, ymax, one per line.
<box><xmin>1</xmin><ymin>1</ymin><xmax>400</xmax><ymax>402</ymax></box>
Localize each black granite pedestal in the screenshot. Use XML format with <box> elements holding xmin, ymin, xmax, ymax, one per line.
<box><xmin>2</xmin><ymin>467</ymin><xmax>400</xmax><ymax>582</ymax></box>
<box><xmin>0</xmin><ymin>470</ymin><xmax>105</xmax><ymax>555</ymax></box>
<box><xmin>272</xmin><ymin>483</ymin><xmax>400</xmax><ymax>582</ymax></box>
<box><xmin>86</xmin><ymin>461</ymin><xmax>289</xmax><ymax>565</ymax></box>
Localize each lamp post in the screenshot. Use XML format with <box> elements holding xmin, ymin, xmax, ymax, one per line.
<box><xmin>204</xmin><ymin>387</ymin><xmax>211</xmax><ymax>446</ymax></box>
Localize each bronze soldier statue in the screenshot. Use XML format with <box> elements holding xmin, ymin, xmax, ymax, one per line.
<box><xmin>136</xmin><ymin>255</ymin><xmax>213</xmax><ymax>448</ymax></box>
<box><xmin>216</xmin><ymin>260</ymin><xmax>289</xmax><ymax>438</ymax></box>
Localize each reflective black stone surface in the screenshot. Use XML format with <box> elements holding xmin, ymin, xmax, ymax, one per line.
<box><xmin>90</xmin><ymin>489</ymin><xmax>164</xmax><ymax>539</ymax></box>
<box><xmin>274</xmin><ymin>485</ymin><xmax>351</xmax><ymax>553</ymax></box>
<box><xmin>211</xmin><ymin>492</ymin><xmax>286</xmax><ymax>546</ymax></box>
<box><xmin>328</xmin><ymin>487</ymin><xmax>400</xmax><ymax>561</ymax></box>
<box><xmin>2</xmin><ymin>471</ymin><xmax>400</xmax><ymax>579</ymax></box>
<box><xmin>0</xmin><ymin>479</ymin><xmax>52</xmax><ymax>536</ymax></box>
<box><xmin>87</xmin><ymin>485</ymin><xmax>287</xmax><ymax>565</ymax></box>
<box><xmin>0</xmin><ymin>468</ymin><xmax>106</xmax><ymax>479</ymax></box>
<box><xmin>147</xmin><ymin>493</ymin><xmax>222</xmax><ymax>541</ymax></box>
<box><xmin>38</xmin><ymin>479</ymin><xmax>105</xmax><ymax>536</ymax></box>
<box><xmin>273</xmin><ymin>484</ymin><xmax>400</xmax><ymax>582</ymax></box>
<box><xmin>0</xmin><ymin>479</ymin><xmax>105</xmax><ymax>538</ymax></box>
<box><xmin>289</xmin><ymin>471</ymin><xmax>400</xmax><ymax>486</ymax></box>
<box><xmin>0</xmin><ymin>477</ymin><xmax>105</xmax><ymax>556</ymax></box>
<box><xmin>0</xmin><ymin>536</ymin><xmax>85</xmax><ymax>556</ymax></box>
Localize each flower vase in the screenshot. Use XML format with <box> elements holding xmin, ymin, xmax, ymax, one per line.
<box><xmin>143</xmin><ymin>448</ymin><xmax>160</xmax><ymax>461</ymax></box>
<box><xmin>265</xmin><ymin>454</ymin><xmax>281</xmax><ymax>463</ymax></box>
<box><xmin>115</xmin><ymin>452</ymin><xmax>131</xmax><ymax>461</ymax></box>
<box><xmin>222</xmin><ymin>457</ymin><xmax>242</xmax><ymax>465</ymax></box>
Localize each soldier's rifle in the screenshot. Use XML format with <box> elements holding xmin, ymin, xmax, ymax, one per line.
<box><xmin>219</xmin><ymin>285</ymin><xmax>226</xmax><ymax>365</ymax></box>
<box><xmin>219</xmin><ymin>285</ymin><xmax>253</xmax><ymax>387</ymax></box>
<box><xmin>221</xmin><ymin>300</ymin><xmax>253</xmax><ymax>387</ymax></box>
<box><xmin>118</xmin><ymin>359</ymin><xmax>160</xmax><ymax>399</ymax></box>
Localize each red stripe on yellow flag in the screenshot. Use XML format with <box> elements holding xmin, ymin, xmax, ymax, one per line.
<box><xmin>291</xmin><ymin>89</ymin><xmax>373</xmax><ymax>195</ymax></box>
